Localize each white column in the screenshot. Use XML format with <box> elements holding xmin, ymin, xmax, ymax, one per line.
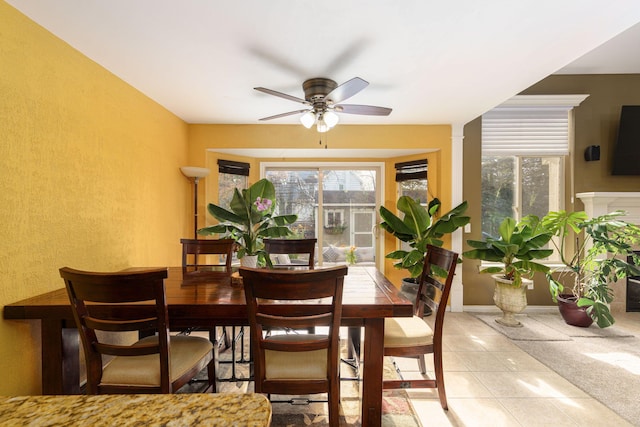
<box><xmin>451</xmin><ymin>124</ymin><xmax>464</xmax><ymax>312</ymax></box>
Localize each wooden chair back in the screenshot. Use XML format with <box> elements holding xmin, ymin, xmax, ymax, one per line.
<box><xmin>239</xmin><ymin>265</ymin><xmax>347</xmax><ymax>425</ymax></box>
<box><xmin>264</xmin><ymin>238</ymin><xmax>317</xmax><ymax>269</ymax></box>
<box><xmin>181</xmin><ymin>238</ymin><xmax>235</xmax><ymax>276</ymax></box>
<box><xmin>382</xmin><ymin>244</ymin><xmax>458</xmax><ymax>409</ymax></box>
<box><xmin>416</xmin><ymin>244</ymin><xmax>459</xmax><ymax>323</ymax></box>
<box><xmin>59</xmin><ymin>266</ymin><xmax>214</xmax><ymax>394</ymax></box>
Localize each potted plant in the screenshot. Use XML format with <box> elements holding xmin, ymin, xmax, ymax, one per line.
<box><xmin>463</xmin><ymin>215</ymin><xmax>553</xmax><ymax>327</ymax></box>
<box><xmin>198</xmin><ymin>178</ymin><xmax>297</xmax><ymax>267</ymax></box>
<box><xmin>541</xmin><ymin>210</ymin><xmax>640</xmax><ymax>328</ymax></box>
<box><xmin>379</xmin><ymin>196</ymin><xmax>470</xmax><ymax>308</ymax></box>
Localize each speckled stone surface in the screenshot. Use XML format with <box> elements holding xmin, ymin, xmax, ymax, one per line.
<box><xmin>0</xmin><ymin>393</ymin><xmax>272</xmax><ymax>426</ymax></box>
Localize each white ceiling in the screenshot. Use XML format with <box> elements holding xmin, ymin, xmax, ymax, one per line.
<box><xmin>8</xmin><ymin>0</ymin><xmax>640</xmax><ymax>129</ymax></box>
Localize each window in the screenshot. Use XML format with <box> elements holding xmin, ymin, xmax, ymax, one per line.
<box><xmin>481</xmin><ymin>156</ymin><xmax>561</xmax><ymax>237</ymax></box>
<box><xmin>325</xmin><ymin>209</ymin><xmax>344</xmax><ymax>227</ymax></box>
<box><xmin>218</xmin><ymin>159</ymin><xmax>249</xmax><ymax>207</ymax></box>
<box><xmin>395</xmin><ymin>159</ymin><xmax>428</xmax><ymax>204</ymax></box>
<box><xmin>395</xmin><ymin>160</ymin><xmax>428</xmax><ymax>252</ymax></box>
<box><xmin>264</xmin><ymin>164</ymin><xmax>382</xmax><ymax>266</ymax></box>
<box><xmin>480</xmin><ymin>95</ymin><xmax>587</xmax><ymax>238</ymax></box>
<box><xmin>217</xmin><ymin>160</ymin><xmax>249</xmax><ymax>263</ymax></box>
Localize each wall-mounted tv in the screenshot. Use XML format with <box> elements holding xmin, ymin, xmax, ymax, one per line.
<box><xmin>612</xmin><ymin>105</ymin><xmax>640</xmax><ymax>175</ymax></box>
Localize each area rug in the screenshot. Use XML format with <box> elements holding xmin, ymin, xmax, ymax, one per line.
<box><xmin>515</xmin><ymin>336</ymin><xmax>640</xmax><ymax>426</ymax></box>
<box><xmin>473</xmin><ymin>312</ymin><xmax>633</xmax><ymax>341</ymax></box>
<box><xmin>472</xmin><ymin>313</ymin><xmax>640</xmax><ymax>426</ymax></box>
<box><xmin>181</xmin><ymin>330</ymin><xmax>422</xmax><ymax>427</ymax></box>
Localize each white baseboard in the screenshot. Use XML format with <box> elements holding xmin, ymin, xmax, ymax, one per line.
<box><xmin>462</xmin><ymin>305</ymin><xmax>559</xmax><ymax>314</ymax></box>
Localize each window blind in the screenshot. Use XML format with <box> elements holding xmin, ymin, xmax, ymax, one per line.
<box><xmin>482</xmin><ymin>106</ymin><xmax>572</xmax><ymax>156</ymax></box>
<box><xmin>218</xmin><ymin>159</ymin><xmax>250</xmax><ymax>176</ymax></box>
<box><xmin>394</xmin><ymin>159</ymin><xmax>427</xmax><ymax>182</ymax></box>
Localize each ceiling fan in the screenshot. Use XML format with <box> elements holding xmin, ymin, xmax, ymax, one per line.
<box><xmin>254</xmin><ymin>77</ymin><xmax>392</xmax><ymax>132</ymax></box>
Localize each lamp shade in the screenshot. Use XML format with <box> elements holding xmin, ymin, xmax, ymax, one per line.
<box><xmin>180</xmin><ymin>166</ymin><xmax>210</xmax><ymax>179</ymax></box>
<box><xmin>300</xmin><ymin>111</ymin><xmax>315</xmax><ymax>129</ymax></box>
<box><xmin>316</xmin><ymin>118</ymin><xmax>329</xmax><ymax>133</ymax></box>
<box><xmin>324</xmin><ymin>110</ymin><xmax>339</xmax><ymax>128</ymax></box>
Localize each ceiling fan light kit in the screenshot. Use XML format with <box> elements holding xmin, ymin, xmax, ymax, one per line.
<box><xmin>255</xmin><ymin>77</ymin><xmax>391</xmax><ymax>133</ymax></box>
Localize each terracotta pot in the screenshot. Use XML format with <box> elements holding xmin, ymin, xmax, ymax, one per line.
<box><xmin>557</xmin><ymin>294</ymin><xmax>594</xmax><ymax>327</ymax></box>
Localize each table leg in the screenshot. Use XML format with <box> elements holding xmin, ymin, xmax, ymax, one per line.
<box><xmin>361</xmin><ymin>318</ymin><xmax>384</xmax><ymax>427</ymax></box>
<box><xmin>41</xmin><ymin>319</ymin><xmax>80</xmax><ymax>395</ymax></box>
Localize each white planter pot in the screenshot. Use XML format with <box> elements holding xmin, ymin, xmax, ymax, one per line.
<box><xmin>492</xmin><ymin>274</ymin><xmax>531</xmax><ymax>328</ymax></box>
<box><xmin>240</xmin><ymin>255</ymin><xmax>259</xmax><ymax>268</ymax></box>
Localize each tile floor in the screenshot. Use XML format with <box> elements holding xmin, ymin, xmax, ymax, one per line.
<box><xmin>396</xmin><ymin>311</ymin><xmax>640</xmax><ymax>427</ymax></box>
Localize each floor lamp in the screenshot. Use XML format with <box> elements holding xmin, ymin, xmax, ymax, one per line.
<box><xmin>180</xmin><ymin>166</ymin><xmax>210</xmax><ymax>238</ymax></box>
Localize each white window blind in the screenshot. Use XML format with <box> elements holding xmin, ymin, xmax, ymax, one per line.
<box><xmin>482</xmin><ymin>95</ymin><xmax>589</xmax><ymax>156</ymax></box>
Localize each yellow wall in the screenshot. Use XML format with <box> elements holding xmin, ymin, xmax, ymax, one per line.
<box><xmin>1</xmin><ymin>2</ymin><xmax>454</xmax><ymax>395</ymax></box>
<box><xmin>0</xmin><ymin>2</ymin><xmax>190</xmax><ymax>394</ymax></box>
<box><xmin>188</xmin><ymin>124</ymin><xmax>452</xmax><ymax>286</ymax></box>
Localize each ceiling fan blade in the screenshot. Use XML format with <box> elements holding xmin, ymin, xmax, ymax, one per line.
<box><xmin>325</xmin><ymin>77</ymin><xmax>368</xmax><ymax>104</ymax></box>
<box><xmin>254</xmin><ymin>87</ymin><xmax>308</xmax><ymax>104</ymax></box>
<box><xmin>335</xmin><ymin>104</ymin><xmax>392</xmax><ymax>116</ymax></box>
<box><xmin>258</xmin><ymin>109</ymin><xmax>310</xmax><ymax>121</ymax></box>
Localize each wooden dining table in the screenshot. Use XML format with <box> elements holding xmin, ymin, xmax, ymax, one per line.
<box><xmin>3</xmin><ymin>266</ymin><xmax>413</xmax><ymax>427</ymax></box>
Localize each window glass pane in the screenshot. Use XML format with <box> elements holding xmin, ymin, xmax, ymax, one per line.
<box><xmin>265</xmin><ymin>170</ymin><xmax>318</xmax><ymax>239</ymax></box>
<box><xmin>481</xmin><ymin>156</ymin><xmax>515</xmax><ymax>237</ymax></box>
<box><xmin>218</xmin><ymin>173</ymin><xmax>247</xmax><ymax>208</ymax></box>
<box><xmin>322</xmin><ymin>169</ymin><xmax>376</xmax><ymax>250</ymax></box>
<box><xmin>521</xmin><ymin>157</ymin><xmax>550</xmax><ymax>219</ymax></box>
<box><xmin>399</xmin><ymin>179</ymin><xmax>428</xmax><ymax>204</ymax></box>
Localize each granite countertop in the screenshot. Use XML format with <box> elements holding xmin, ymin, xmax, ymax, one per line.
<box><xmin>0</xmin><ymin>393</ymin><xmax>271</xmax><ymax>426</ymax></box>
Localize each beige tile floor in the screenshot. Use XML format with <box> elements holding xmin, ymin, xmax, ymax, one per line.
<box><xmin>395</xmin><ymin>311</ymin><xmax>640</xmax><ymax>427</ymax></box>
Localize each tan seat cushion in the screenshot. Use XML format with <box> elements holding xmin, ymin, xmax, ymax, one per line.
<box><xmin>101</xmin><ymin>335</ymin><xmax>213</xmax><ymax>386</ymax></box>
<box><xmin>384</xmin><ymin>316</ymin><xmax>433</xmax><ymax>348</ymax></box>
<box><xmin>264</xmin><ymin>334</ymin><xmax>328</xmax><ymax>380</ymax></box>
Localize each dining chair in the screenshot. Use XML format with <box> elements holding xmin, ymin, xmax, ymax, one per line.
<box><xmin>180</xmin><ymin>238</ymin><xmax>235</xmax><ymax>277</ymax></box>
<box><xmin>264</xmin><ymin>238</ymin><xmax>317</xmax><ymax>269</ymax></box>
<box><xmin>240</xmin><ymin>265</ymin><xmax>347</xmax><ymax>427</ymax></box>
<box><xmin>382</xmin><ymin>244</ymin><xmax>458</xmax><ymax>410</ymax></box>
<box><xmin>59</xmin><ymin>267</ymin><xmax>215</xmax><ymax>394</ymax></box>
<box><xmin>180</xmin><ymin>238</ymin><xmax>243</xmax><ymax>373</ymax></box>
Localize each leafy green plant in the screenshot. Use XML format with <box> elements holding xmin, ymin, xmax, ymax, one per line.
<box><xmin>380</xmin><ymin>197</ymin><xmax>469</xmax><ymax>278</ymax></box>
<box><xmin>198</xmin><ymin>178</ymin><xmax>297</xmax><ymax>263</ymax></box>
<box><xmin>463</xmin><ymin>215</ymin><xmax>553</xmax><ymax>287</ymax></box>
<box><xmin>542</xmin><ymin>210</ymin><xmax>640</xmax><ymax>327</ymax></box>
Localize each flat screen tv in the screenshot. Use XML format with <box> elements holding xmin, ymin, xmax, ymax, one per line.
<box><xmin>612</xmin><ymin>105</ymin><xmax>640</xmax><ymax>175</ymax></box>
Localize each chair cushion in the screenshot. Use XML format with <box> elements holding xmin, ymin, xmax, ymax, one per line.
<box><xmin>101</xmin><ymin>335</ymin><xmax>213</xmax><ymax>386</ymax></box>
<box><xmin>264</xmin><ymin>334</ymin><xmax>328</xmax><ymax>380</ymax></box>
<box><xmin>384</xmin><ymin>316</ymin><xmax>433</xmax><ymax>348</ymax></box>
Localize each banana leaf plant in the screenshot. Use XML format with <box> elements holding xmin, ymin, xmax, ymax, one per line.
<box><xmin>463</xmin><ymin>215</ymin><xmax>553</xmax><ymax>287</ymax></box>
<box><xmin>380</xmin><ymin>197</ymin><xmax>470</xmax><ymax>278</ymax></box>
<box><xmin>542</xmin><ymin>210</ymin><xmax>640</xmax><ymax>327</ymax></box>
<box><xmin>198</xmin><ymin>178</ymin><xmax>297</xmax><ymax>265</ymax></box>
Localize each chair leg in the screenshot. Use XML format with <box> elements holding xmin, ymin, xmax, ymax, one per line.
<box><xmin>434</xmin><ymin>351</ymin><xmax>447</xmax><ymax>410</ymax></box>
<box><xmin>329</xmin><ymin>375</ymin><xmax>341</xmax><ymax>427</ymax></box>
<box><xmin>418</xmin><ymin>354</ymin><xmax>427</xmax><ymax>374</ymax></box>
<box><xmin>207</xmin><ymin>356</ymin><xmax>217</xmax><ymax>393</ymax></box>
